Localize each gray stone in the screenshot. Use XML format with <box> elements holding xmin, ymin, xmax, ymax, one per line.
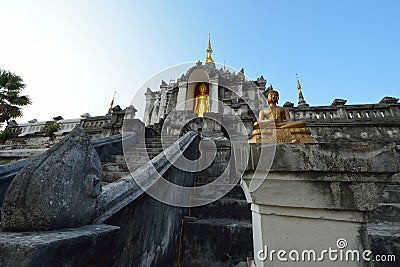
<box><xmin>1</xmin><ymin>127</ymin><xmax>101</xmax><ymax>231</ymax></box>
<box><xmin>0</xmin><ymin>224</ymin><xmax>119</xmax><ymax>267</ymax></box>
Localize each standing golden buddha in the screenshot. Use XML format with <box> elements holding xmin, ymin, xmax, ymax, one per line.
<box><xmin>194</xmin><ymin>83</ymin><xmax>209</xmax><ymax>118</ymax></box>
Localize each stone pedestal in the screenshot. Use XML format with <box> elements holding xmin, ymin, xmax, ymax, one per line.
<box><xmin>241</xmin><ymin>142</ymin><xmax>400</xmax><ymax>267</ymax></box>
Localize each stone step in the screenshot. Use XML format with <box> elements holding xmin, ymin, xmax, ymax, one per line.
<box><xmin>102</xmin><ymin>162</ymin><xmax>129</xmax><ymax>172</ymax></box>
<box><xmin>104</xmin><ymin>151</ymin><xmax>162</xmax><ymax>163</ymax></box>
<box><xmin>125</xmin><ymin>163</ymin><xmax>153</xmax><ymax>172</ymax></box>
<box><xmin>181</xmin><ymin>218</ymin><xmax>253</xmax><ymax>267</ymax></box>
<box><xmin>102</xmin><ymin>171</ymin><xmax>131</xmax><ymax>183</ymax></box>
<box><xmin>124</xmin><ymin>155</ymin><xmax>152</xmax><ymax>164</ymax></box>
<box><xmin>104</xmin><ymin>155</ymin><xmax>127</xmax><ymax>164</ymax></box>
<box><xmin>102</xmin><ymin>155</ymin><xmax>125</xmax><ymax>164</ymax></box>
<box><xmin>368</xmin><ymin>223</ymin><xmax>400</xmax><ymax>265</ymax></box>
<box><xmin>143</xmin><ymin>142</ymin><xmax>174</xmax><ymax>148</ymax></box>
<box><xmin>190</xmin><ymin>197</ymin><xmax>251</xmax><ymax>221</ymax></box>
<box><xmin>197</xmin><ymin>173</ymin><xmax>238</xmax><ymax>185</ymax></box>
<box><xmin>104</xmin><ymin>154</ymin><xmax>154</xmax><ymax>164</ymax></box>
<box><xmin>381</xmin><ymin>185</ymin><xmax>400</xmax><ymax>204</ymax></box>
<box><xmin>194</xmin><ymin>183</ymin><xmax>246</xmax><ymax>201</ymax></box>
<box><xmin>124</xmin><ymin>147</ymin><xmax>164</xmax><ymax>153</ymax></box>
<box><xmin>368</xmin><ymin>203</ymin><xmax>400</xmax><ymax>223</ymax></box>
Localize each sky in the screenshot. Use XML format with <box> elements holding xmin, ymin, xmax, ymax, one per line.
<box><xmin>0</xmin><ymin>0</ymin><xmax>399</xmax><ymax>123</ymax></box>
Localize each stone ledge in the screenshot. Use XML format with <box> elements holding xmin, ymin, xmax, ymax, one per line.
<box><xmin>0</xmin><ymin>224</ymin><xmax>120</xmax><ymax>267</ymax></box>
<box><xmin>247</xmin><ymin>142</ymin><xmax>400</xmax><ymax>173</ymax></box>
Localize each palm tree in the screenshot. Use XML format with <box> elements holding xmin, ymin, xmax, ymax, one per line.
<box><xmin>0</xmin><ymin>69</ymin><xmax>32</xmax><ymax>123</ymax></box>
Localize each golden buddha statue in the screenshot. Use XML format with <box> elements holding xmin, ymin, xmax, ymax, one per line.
<box><xmin>249</xmin><ymin>86</ymin><xmax>314</xmax><ymax>143</ymax></box>
<box><xmin>194</xmin><ymin>83</ymin><xmax>209</xmax><ymax>117</ymax></box>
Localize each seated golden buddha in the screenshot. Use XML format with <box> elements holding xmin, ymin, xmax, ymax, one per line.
<box><xmin>249</xmin><ymin>87</ymin><xmax>314</xmax><ymax>143</ymax></box>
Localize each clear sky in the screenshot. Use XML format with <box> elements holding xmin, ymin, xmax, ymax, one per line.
<box><xmin>1</xmin><ymin>0</ymin><xmax>399</xmax><ymax>123</ymax></box>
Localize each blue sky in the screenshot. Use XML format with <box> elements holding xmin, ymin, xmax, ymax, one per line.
<box><xmin>1</xmin><ymin>0</ymin><xmax>399</xmax><ymax>122</ymax></box>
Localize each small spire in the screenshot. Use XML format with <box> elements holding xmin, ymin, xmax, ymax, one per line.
<box><xmin>206</xmin><ymin>34</ymin><xmax>214</xmax><ymax>63</ymax></box>
<box><xmin>296</xmin><ymin>74</ymin><xmax>309</xmax><ymax>107</ymax></box>
<box><xmin>296</xmin><ymin>73</ymin><xmax>302</xmax><ymax>93</ymax></box>
<box><xmin>107</xmin><ymin>91</ymin><xmax>116</xmax><ymax>115</ymax></box>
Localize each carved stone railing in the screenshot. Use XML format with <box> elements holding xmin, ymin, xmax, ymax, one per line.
<box><xmin>54</xmin><ymin>119</ymin><xmax>81</xmax><ymax>135</ymax></box>
<box><xmin>17</xmin><ymin>121</ymin><xmax>47</xmax><ymax>137</ymax></box>
<box><xmin>80</xmin><ymin>116</ymin><xmax>111</xmax><ymax>138</ymax></box>
<box><xmin>285</xmin><ymin>97</ymin><xmax>400</xmax><ymax>122</ymax></box>
<box><xmin>0</xmin><ymin>133</ymin><xmax>124</xmax><ymax>207</ymax></box>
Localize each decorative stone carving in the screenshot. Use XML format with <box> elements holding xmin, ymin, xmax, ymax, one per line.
<box><xmin>1</xmin><ymin>127</ymin><xmax>101</xmax><ymax>231</ymax></box>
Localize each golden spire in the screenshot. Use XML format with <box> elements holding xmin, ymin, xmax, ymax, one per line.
<box><xmin>206</xmin><ymin>34</ymin><xmax>214</xmax><ymax>63</ymax></box>
<box><xmin>296</xmin><ymin>73</ymin><xmax>308</xmax><ymax>107</ymax></box>
<box><xmin>296</xmin><ymin>73</ymin><xmax>302</xmax><ymax>93</ymax></box>
<box><xmin>109</xmin><ymin>91</ymin><xmax>116</xmax><ymax>109</ymax></box>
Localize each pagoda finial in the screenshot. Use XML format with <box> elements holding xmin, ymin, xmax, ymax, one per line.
<box><xmin>107</xmin><ymin>91</ymin><xmax>116</xmax><ymax>115</ymax></box>
<box><xmin>296</xmin><ymin>73</ymin><xmax>309</xmax><ymax>107</ymax></box>
<box><xmin>296</xmin><ymin>73</ymin><xmax>302</xmax><ymax>93</ymax></box>
<box><xmin>206</xmin><ymin>34</ymin><xmax>214</xmax><ymax>63</ymax></box>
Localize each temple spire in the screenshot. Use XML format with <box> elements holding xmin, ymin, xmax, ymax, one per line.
<box><xmin>296</xmin><ymin>73</ymin><xmax>309</xmax><ymax>107</ymax></box>
<box><xmin>206</xmin><ymin>34</ymin><xmax>214</xmax><ymax>63</ymax></box>
<box><xmin>107</xmin><ymin>91</ymin><xmax>116</xmax><ymax>115</ymax></box>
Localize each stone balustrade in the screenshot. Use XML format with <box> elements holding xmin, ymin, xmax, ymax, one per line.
<box><xmin>285</xmin><ymin>97</ymin><xmax>400</xmax><ymax>122</ymax></box>
<box><xmin>17</xmin><ymin>121</ymin><xmax>46</xmax><ymax>137</ymax></box>
<box><xmin>80</xmin><ymin>116</ymin><xmax>111</xmax><ymax>138</ymax></box>
<box><xmin>54</xmin><ymin>119</ymin><xmax>81</xmax><ymax>135</ymax></box>
<box><xmin>4</xmin><ymin>105</ymin><xmax>132</xmax><ymax>142</ymax></box>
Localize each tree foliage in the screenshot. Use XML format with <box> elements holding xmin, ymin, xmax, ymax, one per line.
<box><xmin>0</xmin><ymin>69</ymin><xmax>32</xmax><ymax>123</ymax></box>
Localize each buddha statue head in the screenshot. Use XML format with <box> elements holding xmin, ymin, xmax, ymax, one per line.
<box><xmin>266</xmin><ymin>86</ymin><xmax>279</xmax><ymax>105</ymax></box>
<box><xmin>199</xmin><ymin>83</ymin><xmax>207</xmax><ymax>95</ymax></box>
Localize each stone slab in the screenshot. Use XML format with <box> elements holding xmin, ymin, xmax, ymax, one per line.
<box><xmin>0</xmin><ymin>224</ymin><xmax>120</xmax><ymax>267</ymax></box>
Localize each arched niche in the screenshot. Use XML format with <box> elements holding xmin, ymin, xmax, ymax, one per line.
<box><xmin>187</xmin><ymin>68</ymin><xmax>210</xmax><ymax>111</ymax></box>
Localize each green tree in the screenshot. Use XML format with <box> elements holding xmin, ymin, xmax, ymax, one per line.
<box><xmin>0</xmin><ymin>69</ymin><xmax>32</xmax><ymax>123</ymax></box>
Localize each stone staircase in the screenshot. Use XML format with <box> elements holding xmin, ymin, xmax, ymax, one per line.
<box><xmin>101</xmin><ymin>137</ymin><xmax>175</xmax><ymax>184</ymax></box>
<box><xmin>180</xmin><ymin>139</ymin><xmax>253</xmax><ymax>267</ymax></box>
<box><xmin>368</xmin><ymin>184</ymin><xmax>400</xmax><ymax>265</ymax></box>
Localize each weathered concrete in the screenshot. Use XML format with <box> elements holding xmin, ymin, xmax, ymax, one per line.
<box><xmin>0</xmin><ymin>225</ymin><xmax>119</xmax><ymax>267</ymax></box>
<box><xmin>307</xmin><ymin>121</ymin><xmax>400</xmax><ymax>143</ymax></box>
<box><xmin>0</xmin><ymin>148</ymin><xmax>47</xmax><ymax>164</ymax></box>
<box><xmin>182</xmin><ymin>218</ymin><xmax>253</xmax><ymax>267</ymax></box>
<box><xmin>242</xmin><ymin>142</ymin><xmax>400</xmax><ymax>267</ymax></box>
<box><xmin>0</xmin><ymin>133</ymin><xmax>124</xmax><ymax>207</ymax></box>
<box><xmin>1</xmin><ymin>127</ymin><xmax>102</xmax><ymax>231</ymax></box>
<box><xmin>368</xmin><ymin>224</ymin><xmax>400</xmax><ymax>267</ymax></box>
